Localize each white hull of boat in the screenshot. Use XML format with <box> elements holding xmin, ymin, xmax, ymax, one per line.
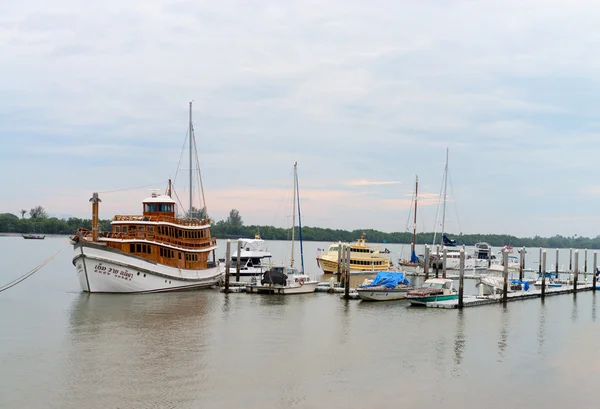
<box><xmin>73</xmin><ymin>243</ymin><xmax>222</xmax><ymax>294</ymax></box>
<box><xmin>245</xmin><ymin>281</ymin><xmax>318</xmax><ymax>294</ymax></box>
<box><xmin>356</xmin><ymin>288</ymin><xmax>409</xmax><ymax>301</ymax></box>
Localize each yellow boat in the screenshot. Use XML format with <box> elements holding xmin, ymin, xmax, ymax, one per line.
<box><xmin>316</xmin><ymin>233</ymin><xmax>391</xmax><ymax>274</ymax></box>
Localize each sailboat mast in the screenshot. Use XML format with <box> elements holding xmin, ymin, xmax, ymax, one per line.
<box><xmin>189</xmin><ymin>101</ymin><xmax>193</xmax><ymax>218</ymax></box>
<box><xmin>296</xmin><ymin>163</ymin><xmax>304</xmax><ymax>274</ymax></box>
<box><xmin>441</xmin><ymin>148</ymin><xmax>449</xmax><ymax>246</ymax></box>
<box><xmin>411</xmin><ymin>175</ymin><xmax>418</xmax><ymax>255</ymax></box>
<box><xmin>290</xmin><ymin>162</ymin><xmax>297</xmax><ymax>267</ymax></box>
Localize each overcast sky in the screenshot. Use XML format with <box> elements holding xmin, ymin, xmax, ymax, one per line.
<box><xmin>2</xmin><ymin>0</ymin><xmax>600</xmax><ymax>238</ymax></box>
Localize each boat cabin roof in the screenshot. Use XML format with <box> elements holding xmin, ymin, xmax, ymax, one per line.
<box><xmin>142</xmin><ymin>194</ymin><xmax>176</xmax><ymax>204</ymax></box>
<box><xmin>424</xmin><ymin>278</ymin><xmax>454</xmax><ymax>285</ymax></box>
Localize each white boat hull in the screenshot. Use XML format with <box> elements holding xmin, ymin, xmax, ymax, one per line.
<box><xmin>356</xmin><ymin>288</ymin><xmax>409</xmax><ymax>301</ymax></box>
<box><xmin>245</xmin><ymin>281</ymin><xmax>318</xmax><ymax>294</ymax></box>
<box><xmin>73</xmin><ymin>243</ymin><xmax>223</xmax><ymax>294</ymax></box>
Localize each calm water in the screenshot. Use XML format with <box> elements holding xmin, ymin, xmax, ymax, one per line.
<box><xmin>0</xmin><ymin>236</ymin><xmax>598</xmax><ymax>409</ymax></box>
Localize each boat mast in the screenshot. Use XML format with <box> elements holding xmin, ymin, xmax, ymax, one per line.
<box><xmin>441</xmin><ymin>148</ymin><xmax>449</xmax><ymax>246</ymax></box>
<box><xmin>411</xmin><ymin>175</ymin><xmax>418</xmax><ymax>256</ymax></box>
<box><xmin>296</xmin><ymin>163</ymin><xmax>304</xmax><ymax>274</ymax></box>
<box><xmin>290</xmin><ymin>162</ymin><xmax>297</xmax><ymax>268</ymax></box>
<box><xmin>189</xmin><ymin>101</ymin><xmax>193</xmax><ymax>218</ymax></box>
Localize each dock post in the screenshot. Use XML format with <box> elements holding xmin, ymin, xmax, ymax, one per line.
<box><xmin>224</xmin><ymin>239</ymin><xmax>231</xmax><ymax>293</ymax></box>
<box><xmin>235</xmin><ymin>240</ymin><xmax>241</xmax><ymax>282</ymax></box>
<box><xmin>442</xmin><ymin>246</ymin><xmax>447</xmax><ymax>279</ymax></box>
<box><xmin>458</xmin><ymin>248</ymin><xmax>465</xmax><ymax>309</ymax></box>
<box><xmin>541</xmin><ymin>250</ymin><xmax>546</xmax><ymax>298</ymax></box>
<box><xmin>585</xmin><ymin>248</ymin><xmax>588</xmax><ymax>276</ymax></box>
<box><xmin>574</xmin><ymin>250</ymin><xmax>579</xmax><ymax>291</ymax></box>
<box><xmin>569</xmin><ymin>248</ymin><xmax>573</xmax><ymax>272</ymax></box>
<box><xmin>555</xmin><ymin>248</ymin><xmax>559</xmax><ymax>277</ymax></box>
<box><xmin>336</xmin><ymin>242</ymin><xmax>342</xmax><ymax>283</ymax></box>
<box><xmin>503</xmin><ymin>248</ymin><xmax>509</xmax><ymax>303</ymax></box>
<box><xmin>538</xmin><ymin>247</ymin><xmax>542</xmax><ymax>277</ymax></box>
<box><xmin>519</xmin><ymin>247</ymin><xmax>524</xmax><ymax>281</ymax></box>
<box><xmin>593</xmin><ymin>251</ymin><xmax>597</xmax><ymax>293</ymax></box>
<box><xmin>424</xmin><ymin>245</ymin><xmax>430</xmax><ymax>280</ymax></box>
<box><xmin>344</xmin><ymin>246</ymin><xmax>351</xmax><ymax>299</ymax></box>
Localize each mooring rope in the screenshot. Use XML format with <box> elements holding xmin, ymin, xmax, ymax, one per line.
<box><xmin>0</xmin><ymin>240</ymin><xmax>70</xmax><ymax>293</ymax></box>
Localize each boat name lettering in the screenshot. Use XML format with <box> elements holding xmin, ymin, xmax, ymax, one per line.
<box><xmin>93</xmin><ymin>265</ymin><xmax>133</xmax><ymax>279</ymax></box>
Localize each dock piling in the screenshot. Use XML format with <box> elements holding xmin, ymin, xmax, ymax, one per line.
<box><xmin>503</xmin><ymin>249</ymin><xmax>509</xmax><ymax>303</ymax></box>
<box><xmin>519</xmin><ymin>247</ymin><xmax>524</xmax><ymax>281</ymax></box>
<box><xmin>424</xmin><ymin>245</ymin><xmax>430</xmax><ymax>280</ymax></box>
<box><xmin>555</xmin><ymin>248</ymin><xmax>559</xmax><ymax>277</ymax></box>
<box><xmin>344</xmin><ymin>246</ymin><xmax>351</xmax><ymax>299</ymax></box>
<box><xmin>541</xmin><ymin>250</ymin><xmax>546</xmax><ymax>298</ymax></box>
<box><xmin>574</xmin><ymin>250</ymin><xmax>579</xmax><ymax>291</ymax></box>
<box><xmin>569</xmin><ymin>248</ymin><xmax>573</xmax><ymax>272</ymax></box>
<box><xmin>442</xmin><ymin>246</ymin><xmax>447</xmax><ymax>279</ymax></box>
<box><xmin>585</xmin><ymin>249</ymin><xmax>588</xmax><ymax>275</ymax></box>
<box><xmin>224</xmin><ymin>239</ymin><xmax>231</xmax><ymax>293</ymax></box>
<box><xmin>235</xmin><ymin>240</ymin><xmax>241</xmax><ymax>282</ymax></box>
<box><xmin>593</xmin><ymin>251</ymin><xmax>597</xmax><ymax>293</ymax></box>
<box><xmin>336</xmin><ymin>243</ymin><xmax>342</xmax><ymax>282</ymax></box>
<box><xmin>458</xmin><ymin>248</ymin><xmax>465</xmax><ymax>309</ymax></box>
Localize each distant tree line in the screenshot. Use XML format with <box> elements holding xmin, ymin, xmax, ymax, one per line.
<box><xmin>2</xmin><ymin>207</ymin><xmax>600</xmax><ymax>249</ymax></box>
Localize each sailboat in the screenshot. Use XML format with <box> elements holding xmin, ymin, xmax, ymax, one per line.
<box><xmin>70</xmin><ymin>102</ymin><xmax>223</xmax><ymax>293</ymax></box>
<box><xmin>399</xmin><ymin>175</ymin><xmax>423</xmax><ymax>271</ymax></box>
<box><xmin>246</xmin><ymin>162</ymin><xmax>318</xmax><ymax>294</ymax></box>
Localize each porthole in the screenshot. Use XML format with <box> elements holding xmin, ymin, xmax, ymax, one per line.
<box><xmin>137</xmin><ymin>272</ymin><xmax>140</xmax><ymax>276</ymax></box>
<box><xmin>143</xmin><ymin>273</ymin><xmax>146</xmax><ymax>277</ymax></box>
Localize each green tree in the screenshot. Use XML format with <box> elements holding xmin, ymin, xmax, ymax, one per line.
<box><xmin>20</xmin><ymin>209</ymin><xmax>26</xmax><ymax>219</ymax></box>
<box><xmin>226</xmin><ymin>209</ymin><xmax>243</xmax><ymax>227</ymax></box>
<box><xmin>186</xmin><ymin>206</ymin><xmax>209</xmax><ymax>220</ymax></box>
<box><xmin>29</xmin><ymin>206</ymin><xmax>47</xmax><ymax>219</ymax></box>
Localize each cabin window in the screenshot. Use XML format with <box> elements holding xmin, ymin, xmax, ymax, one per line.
<box><xmin>129</xmin><ymin>225</ymin><xmax>135</xmax><ymax>231</ymax></box>
<box><xmin>114</xmin><ymin>226</ymin><xmax>120</xmax><ymax>233</ymax></box>
<box><xmin>138</xmin><ymin>226</ymin><xmax>144</xmax><ymax>231</ymax></box>
<box><xmin>147</xmin><ymin>226</ymin><xmax>154</xmax><ymax>232</ymax></box>
<box><xmin>136</xmin><ymin>244</ymin><xmax>141</xmax><ymax>253</ymax></box>
<box><xmin>178</xmin><ymin>252</ymin><xmax>182</xmax><ymax>260</ymax></box>
<box><xmin>130</xmin><ymin>244</ymin><xmax>135</xmax><ymax>252</ymax></box>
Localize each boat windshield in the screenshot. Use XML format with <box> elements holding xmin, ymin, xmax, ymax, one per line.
<box><xmin>422</xmin><ymin>282</ymin><xmax>444</xmax><ymax>289</ymax></box>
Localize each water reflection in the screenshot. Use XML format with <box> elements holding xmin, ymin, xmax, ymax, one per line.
<box><xmin>497</xmin><ymin>306</ymin><xmax>509</xmax><ymax>360</ymax></box>
<box><xmin>453</xmin><ymin>310</ymin><xmax>465</xmax><ymax>366</ymax></box>
<box><xmin>63</xmin><ymin>293</ymin><xmax>212</xmax><ymax>408</ymax></box>
<box><xmin>571</xmin><ymin>293</ymin><xmax>579</xmax><ymax>322</ymax></box>
<box><xmin>592</xmin><ymin>293</ymin><xmax>597</xmax><ymax>322</ymax></box>
<box><xmin>537</xmin><ymin>298</ymin><xmax>547</xmax><ymax>352</ymax></box>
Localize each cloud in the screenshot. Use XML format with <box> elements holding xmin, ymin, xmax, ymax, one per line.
<box><xmin>346</xmin><ymin>180</ymin><xmax>402</xmax><ymax>187</ymax></box>
<box><xmin>4</xmin><ymin>0</ymin><xmax>600</xmax><ymax>236</ymax></box>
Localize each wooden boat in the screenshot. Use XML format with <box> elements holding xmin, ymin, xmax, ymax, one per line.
<box><xmin>405</xmin><ymin>278</ymin><xmax>458</xmax><ymax>305</ymax></box>
<box><xmin>22</xmin><ymin>234</ymin><xmax>45</xmax><ymax>240</ymax></box>
<box><xmin>70</xmin><ymin>103</ymin><xmax>222</xmax><ymax>293</ymax></box>
<box><xmin>316</xmin><ymin>233</ymin><xmax>391</xmax><ymax>274</ymax></box>
<box><xmin>245</xmin><ymin>162</ymin><xmax>318</xmax><ymax>295</ymax></box>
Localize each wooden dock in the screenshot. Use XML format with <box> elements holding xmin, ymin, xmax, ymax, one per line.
<box><xmin>424</xmin><ymin>284</ymin><xmax>596</xmax><ymax>309</ymax></box>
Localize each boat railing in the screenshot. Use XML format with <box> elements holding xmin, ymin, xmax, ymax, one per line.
<box><xmin>75</xmin><ymin>228</ymin><xmax>217</xmax><ymax>250</ymax></box>
<box><xmin>113</xmin><ymin>214</ymin><xmax>210</xmax><ymax>227</ymax></box>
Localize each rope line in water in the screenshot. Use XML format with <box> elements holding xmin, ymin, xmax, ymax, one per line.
<box><xmin>0</xmin><ymin>240</ymin><xmax>70</xmax><ymax>293</ymax></box>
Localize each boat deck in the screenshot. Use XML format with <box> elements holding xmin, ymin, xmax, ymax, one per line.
<box><xmin>423</xmin><ymin>284</ymin><xmax>595</xmax><ymax>309</ymax></box>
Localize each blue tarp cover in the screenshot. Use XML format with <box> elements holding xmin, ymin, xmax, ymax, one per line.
<box><xmin>410</xmin><ymin>250</ymin><xmax>419</xmax><ymax>263</ymax></box>
<box><xmin>360</xmin><ymin>272</ymin><xmax>410</xmax><ymax>289</ymax></box>
<box><xmin>510</xmin><ymin>279</ymin><xmax>530</xmax><ymax>291</ymax></box>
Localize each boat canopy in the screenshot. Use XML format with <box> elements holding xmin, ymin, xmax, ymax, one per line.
<box><xmin>410</xmin><ymin>250</ymin><xmax>419</xmax><ymax>263</ymax></box>
<box><xmin>360</xmin><ymin>271</ymin><xmax>409</xmax><ymax>289</ymax></box>
<box><xmin>510</xmin><ymin>279</ymin><xmax>530</xmax><ymax>291</ymax></box>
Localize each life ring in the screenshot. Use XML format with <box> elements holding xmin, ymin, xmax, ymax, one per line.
<box><xmin>299</xmin><ymin>279</ymin><xmax>304</xmax><ymax>286</ymax></box>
